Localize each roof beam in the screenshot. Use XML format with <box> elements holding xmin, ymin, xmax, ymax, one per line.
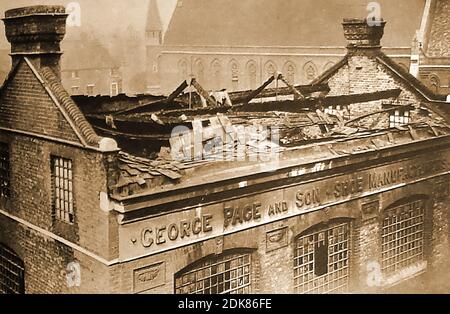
<box><xmin>190</xmin><ymin>78</ymin><xmax>218</xmax><ymax>107</ymax></box>
<box><xmin>242</xmin><ymin>75</ymin><xmax>276</xmax><ymax>104</ymax></box>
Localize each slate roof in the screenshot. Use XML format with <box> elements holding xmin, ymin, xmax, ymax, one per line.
<box><xmin>164</xmin><ymin>0</ymin><xmax>425</xmax><ymax>47</ymax></box>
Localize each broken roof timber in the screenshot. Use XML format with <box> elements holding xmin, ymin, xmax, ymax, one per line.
<box><xmin>277</xmin><ymin>74</ymin><xmax>305</xmax><ymax>100</ymax></box>
<box><xmin>229</xmin><ymin>84</ymin><xmax>329</xmax><ymax>104</ymax></box>
<box><xmin>86</xmin><ymin>89</ymin><xmax>403</xmax><ymax>126</ymax></box>
<box><xmin>233</xmin><ymin>89</ymin><xmax>401</xmax><ymax>113</ymax></box>
<box><xmin>111</xmin><ymin>124</ymin><xmax>450</xmax><ymax>206</ymax></box>
<box><xmin>241</xmin><ymin>75</ymin><xmax>277</xmax><ymax>104</ymax></box>
<box><xmin>190</xmin><ymin>78</ymin><xmax>218</xmax><ymax>107</ymax></box>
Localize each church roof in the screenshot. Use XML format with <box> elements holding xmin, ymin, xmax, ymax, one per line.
<box><xmin>146</xmin><ymin>0</ymin><xmax>163</xmax><ymax>31</ymax></box>
<box><xmin>424</xmin><ymin>0</ymin><xmax>450</xmax><ymax>58</ymax></box>
<box><xmin>164</xmin><ymin>0</ymin><xmax>426</xmax><ymax>47</ymax></box>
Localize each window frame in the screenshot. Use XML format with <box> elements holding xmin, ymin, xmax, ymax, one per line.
<box><xmin>0</xmin><ymin>142</ymin><xmax>11</xmax><ymax>199</ymax></box>
<box><xmin>324</xmin><ymin>105</ymin><xmax>350</xmax><ymax>119</ymax></box>
<box><xmin>380</xmin><ymin>198</ymin><xmax>427</xmax><ymax>279</ymax></box>
<box><xmin>0</xmin><ymin>243</ymin><xmax>25</xmax><ymax>294</ymax></box>
<box><xmin>50</xmin><ymin>156</ymin><xmax>75</xmax><ymax>225</ymax></box>
<box><xmin>389</xmin><ymin>108</ymin><xmax>411</xmax><ymax>128</ymax></box>
<box><xmin>174</xmin><ymin>249</ymin><xmax>254</xmax><ymax>295</ymax></box>
<box><xmin>293</xmin><ymin>220</ymin><xmax>352</xmax><ymax>294</ymax></box>
<box><xmin>110</xmin><ymin>82</ymin><xmax>121</xmax><ymax>97</ymax></box>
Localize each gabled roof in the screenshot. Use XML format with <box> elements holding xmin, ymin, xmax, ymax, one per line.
<box><xmin>423</xmin><ymin>0</ymin><xmax>450</xmax><ymax>58</ymax></box>
<box><xmin>312</xmin><ymin>50</ymin><xmax>447</xmax><ymax>102</ymax></box>
<box><xmin>375</xmin><ymin>51</ymin><xmax>447</xmax><ymax>102</ymax></box>
<box><xmin>36</xmin><ymin>63</ymin><xmax>102</xmax><ymax>147</ymax></box>
<box><xmin>0</xmin><ymin>57</ymin><xmax>102</xmax><ymax>148</ymax></box>
<box><xmin>311</xmin><ymin>49</ymin><xmax>450</xmax><ymax>124</ymax></box>
<box><xmin>164</xmin><ymin>0</ymin><xmax>425</xmax><ymax>47</ymax></box>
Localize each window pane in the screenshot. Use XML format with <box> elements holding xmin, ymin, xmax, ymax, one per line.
<box><xmin>175</xmin><ymin>252</ymin><xmax>251</xmax><ymax>294</ymax></box>
<box><xmin>0</xmin><ymin>244</ymin><xmax>25</xmax><ymax>294</ymax></box>
<box><xmin>294</xmin><ymin>222</ymin><xmax>350</xmax><ymax>294</ymax></box>
<box><xmin>51</xmin><ymin>156</ymin><xmax>74</xmax><ymax>224</ymax></box>
<box><xmin>381</xmin><ymin>200</ymin><xmax>424</xmax><ymax>277</ymax></box>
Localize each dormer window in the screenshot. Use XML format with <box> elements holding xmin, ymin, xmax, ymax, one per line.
<box><xmin>389</xmin><ymin>108</ymin><xmax>410</xmax><ymax>128</ymax></box>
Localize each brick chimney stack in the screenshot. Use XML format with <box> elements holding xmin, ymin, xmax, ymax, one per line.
<box><xmin>2</xmin><ymin>5</ymin><xmax>68</xmax><ymax>78</ymax></box>
<box><xmin>342</xmin><ymin>18</ymin><xmax>386</xmax><ymax>51</ymax></box>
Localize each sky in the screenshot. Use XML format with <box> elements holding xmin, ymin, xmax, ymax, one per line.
<box><xmin>0</xmin><ymin>0</ymin><xmax>178</xmax><ymax>48</ymax></box>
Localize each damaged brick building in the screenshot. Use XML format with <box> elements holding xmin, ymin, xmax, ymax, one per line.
<box><xmin>1</xmin><ymin>5</ymin><xmax>450</xmax><ymax>294</ymax></box>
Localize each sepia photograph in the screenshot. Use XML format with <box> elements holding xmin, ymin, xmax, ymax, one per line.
<box><xmin>0</xmin><ymin>0</ymin><xmax>449</xmax><ymax>298</ymax></box>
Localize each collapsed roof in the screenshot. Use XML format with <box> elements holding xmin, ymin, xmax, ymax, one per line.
<box><xmin>70</xmin><ymin>69</ymin><xmax>450</xmax><ymax>200</ymax></box>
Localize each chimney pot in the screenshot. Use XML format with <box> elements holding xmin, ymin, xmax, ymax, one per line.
<box><xmin>342</xmin><ymin>18</ymin><xmax>386</xmax><ymax>49</ymax></box>
<box><xmin>2</xmin><ymin>5</ymin><xmax>68</xmax><ymax>77</ymax></box>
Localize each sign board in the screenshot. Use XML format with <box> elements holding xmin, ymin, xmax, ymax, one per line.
<box><xmin>119</xmin><ymin>153</ymin><xmax>450</xmax><ymax>261</ymax></box>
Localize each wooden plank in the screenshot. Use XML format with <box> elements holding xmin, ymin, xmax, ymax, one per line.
<box><xmin>156</xmin><ymin>169</ymin><xmax>183</xmax><ymax>180</ymax></box>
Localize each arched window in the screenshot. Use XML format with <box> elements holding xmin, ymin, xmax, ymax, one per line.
<box><xmin>429</xmin><ymin>74</ymin><xmax>440</xmax><ymax>94</ymax></box>
<box><xmin>283</xmin><ymin>62</ymin><xmax>296</xmax><ymax>85</ymax></box>
<box><xmin>0</xmin><ymin>244</ymin><xmax>25</xmax><ymax>294</ymax></box>
<box><xmin>194</xmin><ymin>59</ymin><xmax>205</xmax><ymax>84</ymax></box>
<box><xmin>230</xmin><ymin>60</ymin><xmax>239</xmax><ymax>91</ymax></box>
<box><xmin>304</xmin><ymin>62</ymin><xmax>317</xmax><ymax>82</ymax></box>
<box><xmin>246</xmin><ymin>61</ymin><xmax>257</xmax><ymax>90</ymax></box>
<box><xmin>211</xmin><ymin>59</ymin><xmax>222</xmax><ymax>91</ymax></box>
<box><xmin>294</xmin><ymin>220</ymin><xmax>351</xmax><ymax>294</ymax></box>
<box><xmin>178</xmin><ymin>59</ymin><xmax>189</xmax><ymax>81</ymax></box>
<box><xmin>381</xmin><ymin>197</ymin><xmax>427</xmax><ymax>277</ymax></box>
<box><xmin>265</xmin><ymin>61</ymin><xmax>277</xmax><ymax>79</ymax></box>
<box><xmin>175</xmin><ymin>250</ymin><xmax>253</xmax><ymax>294</ymax></box>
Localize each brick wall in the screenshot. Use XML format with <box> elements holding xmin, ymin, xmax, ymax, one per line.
<box><xmin>0</xmin><ymin>131</ymin><xmax>118</xmax><ymax>259</ymax></box>
<box><xmin>0</xmin><ymin>216</ymin><xmax>114</xmax><ymax>293</ymax></box>
<box><xmin>0</xmin><ymin>56</ymin><xmax>120</xmax><ymax>293</ymax></box>
<box><xmin>0</xmin><ymin>61</ymin><xmax>81</xmax><ymax>144</ymax></box>
<box><xmin>106</xmin><ymin>177</ymin><xmax>449</xmax><ymax>294</ymax></box>
<box><xmin>324</xmin><ymin>51</ymin><xmax>444</xmax><ymax>128</ymax></box>
<box><xmin>0</xmin><ymin>217</ymin><xmax>74</xmax><ymax>293</ymax></box>
<box><xmin>417</xmin><ymin>0</ymin><xmax>450</xmax><ymax>95</ymax></box>
<box><xmin>0</xmin><ymin>130</ymin><xmax>120</xmax><ymax>293</ymax></box>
